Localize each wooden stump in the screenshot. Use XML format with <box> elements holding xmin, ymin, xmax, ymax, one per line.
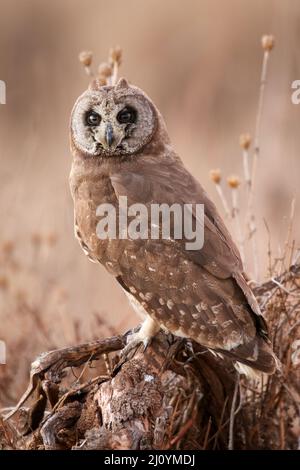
<box><xmin>1</xmin><ymin>265</ymin><xmax>299</xmax><ymax>450</ymax></box>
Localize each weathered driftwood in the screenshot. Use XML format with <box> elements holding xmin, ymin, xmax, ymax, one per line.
<box><xmin>1</xmin><ymin>265</ymin><xmax>300</xmax><ymax>450</ymax></box>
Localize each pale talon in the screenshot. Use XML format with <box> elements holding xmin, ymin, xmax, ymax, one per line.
<box><xmin>121</xmin><ymin>317</ymin><xmax>160</xmax><ymax>358</ymax></box>
<box><xmin>121</xmin><ymin>333</ymin><xmax>151</xmax><ymax>357</ymax></box>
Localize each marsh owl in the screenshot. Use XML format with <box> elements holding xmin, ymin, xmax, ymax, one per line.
<box><xmin>69</xmin><ymin>77</ymin><xmax>278</xmax><ymax>377</ymax></box>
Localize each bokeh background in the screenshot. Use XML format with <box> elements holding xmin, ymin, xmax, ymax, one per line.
<box><xmin>0</xmin><ymin>0</ymin><xmax>299</xmax><ymax>405</ymax></box>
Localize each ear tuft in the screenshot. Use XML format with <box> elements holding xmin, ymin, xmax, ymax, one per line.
<box><xmin>115</xmin><ymin>77</ymin><xmax>129</xmax><ymax>89</ymax></box>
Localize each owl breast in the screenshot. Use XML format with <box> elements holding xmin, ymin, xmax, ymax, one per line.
<box><xmin>73</xmin><ymin>171</ymin><xmax>135</xmax><ymax>276</ymax></box>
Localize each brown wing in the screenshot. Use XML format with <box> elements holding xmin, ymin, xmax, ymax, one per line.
<box><xmin>109</xmin><ymin>156</ymin><xmax>277</xmax><ymax>373</ymax></box>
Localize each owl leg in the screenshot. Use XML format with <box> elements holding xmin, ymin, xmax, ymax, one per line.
<box><xmin>122</xmin><ymin>316</ymin><xmax>160</xmax><ymax>357</ymax></box>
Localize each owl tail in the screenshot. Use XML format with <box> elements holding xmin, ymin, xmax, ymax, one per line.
<box><xmin>217</xmin><ymin>336</ymin><xmax>281</xmax><ymax>380</ymax></box>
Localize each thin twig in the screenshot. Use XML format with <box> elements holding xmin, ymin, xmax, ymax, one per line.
<box><xmin>280</xmin><ymin>198</ymin><xmax>296</xmax><ymax>275</ymax></box>
<box><xmin>242</xmin><ymin>148</ymin><xmax>251</xmax><ymax>193</ymax></box>
<box><xmin>215</xmin><ymin>184</ymin><xmax>230</xmax><ymax>218</ymax></box>
<box><xmin>202</xmin><ymin>417</ymin><xmax>212</xmax><ymax>450</ymax></box>
<box><xmin>207</xmin><ymin>392</ymin><xmax>243</xmax><ymax>445</ymax></box>
<box><xmin>230</xmin><ymin>184</ymin><xmax>245</xmax><ymax>263</ymax></box>
<box><xmin>263</xmin><ymin>218</ymin><xmax>273</xmax><ymax>278</ymax></box>
<box><xmin>228</xmin><ymin>375</ymin><xmax>240</xmax><ymax>450</ymax></box>
<box><xmin>213</xmin><ymin>396</ymin><xmax>229</xmax><ymax>450</ymax></box>
<box><xmin>271</xmin><ymin>278</ymin><xmax>300</xmax><ymax>297</ymax></box>
<box><xmin>74</xmin><ymin>352</ymin><xmax>95</xmax><ymax>385</ymax></box>
<box><xmin>111</xmin><ymin>62</ymin><xmax>119</xmax><ymax>85</ymax></box>
<box><xmin>246</xmin><ymin>48</ymin><xmax>272</xmax><ymax>281</ymax></box>
<box><xmin>169</xmin><ymin>418</ymin><xmax>194</xmax><ymax>447</ymax></box>
<box><xmin>46</xmin><ymin>375</ymin><xmax>109</xmax><ymax>417</ymax></box>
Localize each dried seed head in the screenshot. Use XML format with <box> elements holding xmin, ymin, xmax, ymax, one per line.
<box><xmin>97</xmin><ymin>76</ymin><xmax>108</xmax><ymax>86</ymax></box>
<box><xmin>227</xmin><ymin>175</ymin><xmax>241</xmax><ymax>189</ymax></box>
<box><xmin>98</xmin><ymin>62</ymin><xmax>112</xmax><ymax>78</ymax></box>
<box><xmin>109</xmin><ymin>46</ymin><xmax>122</xmax><ymax>66</ymax></box>
<box><xmin>78</xmin><ymin>50</ymin><xmax>93</xmax><ymax>67</ymax></box>
<box><xmin>209</xmin><ymin>169</ymin><xmax>222</xmax><ymax>184</ymax></box>
<box><xmin>261</xmin><ymin>35</ymin><xmax>275</xmax><ymax>51</ymax></box>
<box><xmin>239</xmin><ymin>133</ymin><xmax>251</xmax><ymax>150</ymax></box>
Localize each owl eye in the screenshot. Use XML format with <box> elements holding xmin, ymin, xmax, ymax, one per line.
<box><xmin>117</xmin><ymin>106</ymin><xmax>137</xmax><ymax>124</ymax></box>
<box><xmin>86</xmin><ymin>111</ymin><xmax>101</xmax><ymax>126</ymax></box>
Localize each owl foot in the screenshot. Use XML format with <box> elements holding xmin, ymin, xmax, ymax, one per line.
<box><xmin>121</xmin><ymin>316</ymin><xmax>160</xmax><ymax>359</ymax></box>
<box><xmin>121</xmin><ymin>331</ymin><xmax>152</xmax><ymax>358</ymax></box>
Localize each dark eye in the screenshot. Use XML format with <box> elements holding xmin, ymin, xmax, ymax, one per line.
<box><xmin>85</xmin><ymin>111</ymin><xmax>101</xmax><ymax>126</ymax></box>
<box><xmin>117</xmin><ymin>106</ymin><xmax>137</xmax><ymax>124</ymax></box>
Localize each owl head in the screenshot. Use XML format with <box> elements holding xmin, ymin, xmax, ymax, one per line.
<box><xmin>70</xmin><ymin>77</ymin><xmax>162</xmax><ymax>158</ymax></box>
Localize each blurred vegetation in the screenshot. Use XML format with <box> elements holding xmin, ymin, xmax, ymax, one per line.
<box><xmin>0</xmin><ymin>0</ymin><xmax>299</xmax><ymax>410</ymax></box>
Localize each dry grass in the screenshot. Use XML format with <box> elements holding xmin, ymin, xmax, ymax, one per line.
<box><xmin>234</xmin><ymin>267</ymin><xmax>300</xmax><ymax>450</ymax></box>
<box><xmin>0</xmin><ymin>235</ymin><xmax>127</xmax><ymax>410</ymax></box>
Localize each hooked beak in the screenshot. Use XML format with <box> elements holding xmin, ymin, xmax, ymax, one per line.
<box><xmin>94</xmin><ymin>122</ymin><xmax>123</xmax><ymax>152</ymax></box>
<box><xmin>105</xmin><ymin>123</ymin><xmax>114</xmax><ymax>147</ymax></box>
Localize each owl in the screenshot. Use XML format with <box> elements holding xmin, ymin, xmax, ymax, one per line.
<box><xmin>69</xmin><ymin>77</ymin><xmax>279</xmax><ymax>377</ymax></box>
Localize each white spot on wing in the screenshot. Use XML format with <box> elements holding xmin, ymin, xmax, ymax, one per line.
<box><xmin>145</xmin><ymin>292</ymin><xmax>153</xmax><ymax>301</ymax></box>
<box><xmin>222</xmin><ymin>331</ymin><xmax>243</xmax><ymax>350</ymax></box>
<box><xmin>211</xmin><ymin>303</ymin><xmax>223</xmax><ymax>314</ymax></box>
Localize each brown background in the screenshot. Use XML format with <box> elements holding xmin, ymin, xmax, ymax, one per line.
<box><xmin>0</xmin><ymin>0</ymin><xmax>299</xmax><ymax>404</ymax></box>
